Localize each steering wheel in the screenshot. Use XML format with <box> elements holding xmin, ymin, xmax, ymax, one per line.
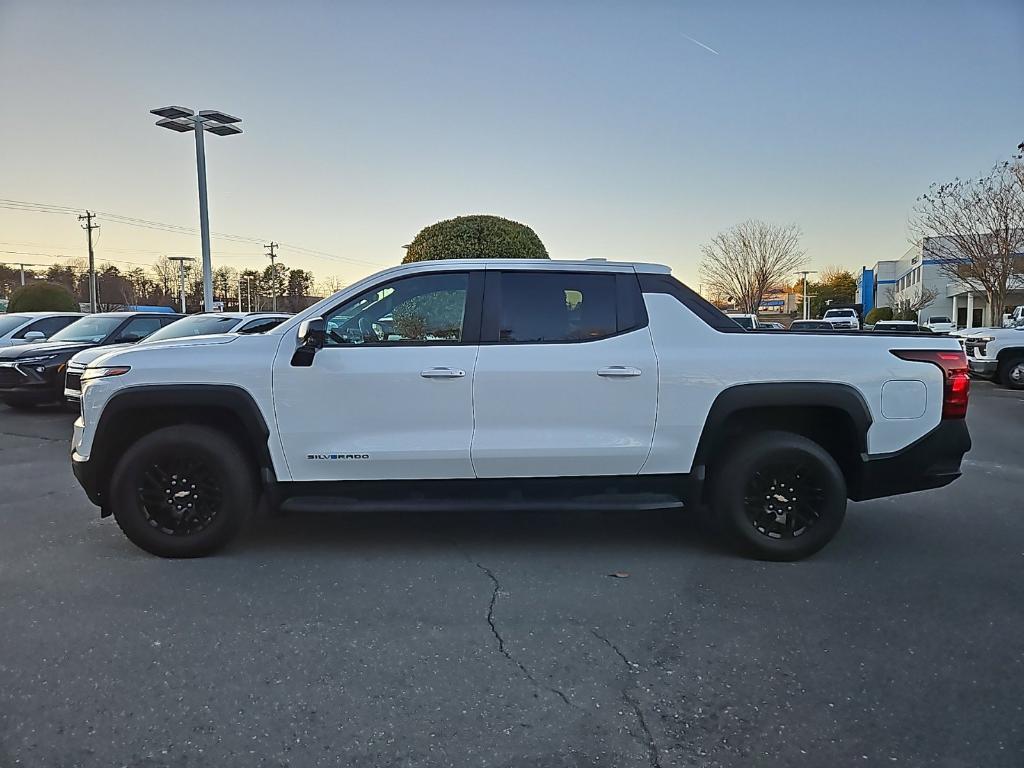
<box><xmin>358</xmin><ymin>317</ymin><xmax>382</xmax><ymax>343</ymax></box>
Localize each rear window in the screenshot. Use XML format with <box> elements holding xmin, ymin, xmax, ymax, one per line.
<box><xmin>929</xmin><ymin>317</ymin><xmax>950</xmax><ymax>323</ymax></box>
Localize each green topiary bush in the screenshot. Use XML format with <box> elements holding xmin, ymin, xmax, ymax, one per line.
<box><xmin>7</xmin><ymin>282</ymin><xmax>79</xmax><ymax>312</ymax></box>
<box><xmin>403</xmin><ymin>215</ymin><xmax>549</xmax><ymax>263</ymax></box>
<box><xmin>864</xmin><ymin>306</ymin><xmax>893</xmax><ymax>325</ymax></box>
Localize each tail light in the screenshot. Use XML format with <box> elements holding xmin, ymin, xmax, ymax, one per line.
<box><xmin>891</xmin><ymin>349</ymin><xmax>970</xmax><ymax>419</ymax></box>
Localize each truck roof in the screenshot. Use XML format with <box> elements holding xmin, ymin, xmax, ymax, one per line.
<box><xmin>389</xmin><ymin>258</ymin><xmax>672</xmax><ymax>274</ymax></box>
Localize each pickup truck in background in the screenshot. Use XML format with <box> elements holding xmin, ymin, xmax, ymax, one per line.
<box><xmin>726</xmin><ymin>313</ymin><xmax>759</xmax><ymax>330</ymax></box>
<box><xmin>822</xmin><ymin>307</ymin><xmax>861</xmax><ymax>330</ymax></box>
<box><xmin>69</xmin><ymin>259</ymin><xmax>972</xmax><ymax>561</ymax></box>
<box><xmin>964</xmin><ymin>322</ymin><xmax>1024</xmax><ymax>389</ymax></box>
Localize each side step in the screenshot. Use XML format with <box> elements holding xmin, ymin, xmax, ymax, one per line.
<box><xmin>279</xmin><ymin>493</ymin><xmax>685</xmax><ymax>514</ymax></box>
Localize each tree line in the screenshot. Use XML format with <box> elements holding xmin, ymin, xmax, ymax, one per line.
<box><xmin>0</xmin><ymin>257</ymin><xmax>333</xmax><ymax>313</ymax></box>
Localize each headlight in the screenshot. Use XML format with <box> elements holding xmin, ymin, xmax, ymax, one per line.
<box><xmin>81</xmin><ymin>366</ymin><xmax>131</xmax><ymax>382</ymax></box>
<box><xmin>975</xmin><ymin>336</ymin><xmax>995</xmax><ymax>343</ymax></box>
<box><xmin>15</xmin><ymin>355</ymin><xmax>58</xmax><ymax>365</ymax></box>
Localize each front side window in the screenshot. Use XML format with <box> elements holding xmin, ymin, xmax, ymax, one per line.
<box><xmin>497</xmin><ymin>272</ymin><xmax>616</xmax><ymax>343</ymax></box>
<box><xmin>323</xmin><ymin>272</ymin><xmax>469</xmax><ymax>346</ymax></box>
<box><xmin>49</xmin><ymin>316</ymin><xmax>124</xmax><ymax>343</ymax></box>
<box><xmin>18</xmin><ymin>316</ymin><xmax>78</xmax><ymax>338</ymax></box>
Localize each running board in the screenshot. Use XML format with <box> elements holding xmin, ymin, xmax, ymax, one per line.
<box><xmin>279</xmin><ymin>493</ymin><xmax>685</xmax><ymax>515</ymax></box>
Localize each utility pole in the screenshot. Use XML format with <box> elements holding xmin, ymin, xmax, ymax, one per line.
<box><xmin>265</xmin><ymin>242</ymin><xmax>279</xmax><ymax>311</ymax></box>
<box><xmin>238</xmin><ymin>277</ymin><xmax>244</xmax><ymax>312</ymax></box>
<box><xmin>246</xmin><ymin>276</ymin><xmax>253</xmax><ymax>312</ymax></box>
<box><xmin>168</xmin><ymin>257</ymin><xmax>195</xmax><ymax>313</ymax></box>
<box><xmin>79</xmin><ymin>211</ymin><xmax>99</xmax><ymax>313</ymax></box>
<box><xmin>795</xmin><ymin>270</ymin><xmax>818</xmax><ymax>320</ymax></box>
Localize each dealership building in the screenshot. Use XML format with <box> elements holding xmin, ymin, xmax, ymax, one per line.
<box><xmin>857</xmin><ymin>238</ymin><xmax>1024</xmax><ymax>328</ymax></box>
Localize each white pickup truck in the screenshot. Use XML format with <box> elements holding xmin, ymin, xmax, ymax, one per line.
<box><xmin>71</xmin><ymin>259</ymin><xmax>972</xmax><ymax>561</ymax></box>
<box><xmin>963</xmin><ymin>322</ymin><xmax>1024</xmax><ymax>389</ymax></box>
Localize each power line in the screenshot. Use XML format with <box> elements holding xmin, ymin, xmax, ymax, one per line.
<box><xmin>0</xmin><ymin>197</ymin><xmax>388</xmax><ymax>268</ymax></box>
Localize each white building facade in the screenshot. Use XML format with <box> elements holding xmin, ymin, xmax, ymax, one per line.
<box><xmin>857</xmin><ymin>238</ymin><xmax>1024</xmax><ymax>329</ymax></box>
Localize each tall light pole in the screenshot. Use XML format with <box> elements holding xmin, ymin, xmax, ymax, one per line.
<box><xmin>151</xmin><ymin>106</ymin><xmax>242</xmax><ymax>312</ymax></box>
<box><xmin>796</xmin><ymin>270</ymin><xmax>818</xmax><ymax>320</ymax></box>
<box><xmin>168</xmin><ymin>256</ymin><xmax>195</xmax><ymax>313</ymax></box>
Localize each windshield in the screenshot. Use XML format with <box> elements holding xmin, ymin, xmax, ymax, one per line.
<box><xmin>823</xmin><ymin>309</ymin><xmax>852</xmax><ymax>317</ymax></box>
<box><xmin>929</xmin><ymin>317</ymin><xmax>950</xmax><ymax>323</ymax></box>
<box><xmin>143</xmin><ymin>315</ymin><xmax>238</xmax><ymax>342</ymax></box>
<box><xmin>0</xmin><ymin>315</ymin><xmax>30</xmax><ymax>336</ymax></box>
<box><xmin>48</xmin><ymin>316</ymin><xmax>122</xmax><ymax>343</ymax></box>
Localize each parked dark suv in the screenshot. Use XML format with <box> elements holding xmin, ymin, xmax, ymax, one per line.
<box><xmin>0</xmin><ymin>312</ymin><xmax>182</xmax><ymax>409</ymax></box>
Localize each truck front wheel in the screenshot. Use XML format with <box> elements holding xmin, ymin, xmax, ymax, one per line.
<box><xmin>109</xmin><ymin>425</ymin><xmax>254</xmax><ymax>557</ymax></box>
<box><xmin>999</xmin><ymin>356</ymin><xmax>1024</xmax><ymax>390</ymax></box>
<box><xmin>710</xmin><ymin>431</ymin><xmax>847</xmax><ymax>561</ymax></box>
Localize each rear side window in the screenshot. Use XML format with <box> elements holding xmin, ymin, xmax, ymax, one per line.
<box><xmin>117</xmin><ymin>317</ymin><xmax>164</xmax><ymax>342</ymax></box>
<box><xmin>493</xmin><ymin>272</ymin><xmax>619</xmax><ymax>343</ymax></box>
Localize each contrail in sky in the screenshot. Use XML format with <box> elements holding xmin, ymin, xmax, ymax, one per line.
<box><xmin>682</xmin><ymin>33</ymin><xmax>720</xmax><ymax>55</ymax></box>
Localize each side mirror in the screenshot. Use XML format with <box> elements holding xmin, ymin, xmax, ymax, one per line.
<box><xmin>292</xmin><ymin>317</ymin><xmax>326</xmax><ymax>368</ymax></box>
<box><xmin>22</xmin><ymin>331</ymin><xmax>46</xmax><ymax>342</ymax></box>
<box><xmin>297</xmin><ymin>317</ymin><xmax>326</xmax><ymax>349</ymax></box>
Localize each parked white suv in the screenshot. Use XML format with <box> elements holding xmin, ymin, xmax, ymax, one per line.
<box><xmin>0</xmin><ymin>312</ymin><xmax>83</xmax><ymax>347</ymax></box>
<box><xmin>822</xmin><ymin>308</ymin><xmax>860</xmax><ymax>330</ymax></box>
<box><xmin>70</xmin><ymin>259</ymin><xmax>971</xmax><ymax>561</ymax></box>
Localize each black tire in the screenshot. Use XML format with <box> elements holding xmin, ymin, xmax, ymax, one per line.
<box><xmin>2</xmin><ymin>399</ymin><xmax>36</xmax><ymax>411</ymax></box>
<box><xmin>709</xmin><ymin>430</ymin><xmax>847</xmax><ymax>561</ymax></box>
<box><xmin>999</xmin><ymin>356</ymin><xmax>1024</xmax><ymax>390</ymax></box>
<box><xmin>109</xmin><ymin>424</ymin><xmax>255</xmax><ymax>557</ymax></box>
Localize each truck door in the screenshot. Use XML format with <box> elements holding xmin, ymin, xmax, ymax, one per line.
<box><xmin>471</xmin><ymin>269</ymin><xmax>658</xmax><ymax>478</ymax></box>
<box><xmin>273</xmin><ymin>270</ymin><xmax>482</xmax><ymax>481</ymax></box>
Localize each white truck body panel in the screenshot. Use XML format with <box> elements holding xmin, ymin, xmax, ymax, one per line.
<box><xmin>74</xmin><ymin>259</ymin><xmax>962</xmax><ymax>486</ymax></box>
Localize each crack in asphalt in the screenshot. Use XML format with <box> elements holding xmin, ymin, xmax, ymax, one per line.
<box><xmin>591</xmin><ymin>628</ymin><xmax>662</xmax><ymax>768</ymax></box>
<box><xmin>474</xmin><ymin>562</ymin><xmax>579</xmax><ymax>711</ymax></box>
<box><xmin>591</xmin><ymin>628</ymin><xmax>637</xmax><ymax>670</ymax></box>
<box><xmin>0</xmin><ymin>430</ymin><xmax>68</xmax><ymax>443</ymax></box>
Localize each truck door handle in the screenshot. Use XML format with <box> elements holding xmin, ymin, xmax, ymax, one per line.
<box><xmin>597</xmin><ymin>366</ymin><xmax>642</xmax><ymax>377</ymax></box>
<box><xmin>420</xmin><ymin>367</ymin><xmax>466</xmax><ymax>379</ymax></box>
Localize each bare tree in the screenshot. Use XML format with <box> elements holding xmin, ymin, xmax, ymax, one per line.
<box><xmin>910</xmin><ymin>162</ymin><xmax>1024</xmax><ymax>325</ymax></box>
<box><xmin>698</xmin><ymin>220</ymin><xmax>807</xmax><ymax>314</ymax></box>
<box><xmin>885</xmin><ymin>285</ymin><xmax>939</xmax><ymax>321</ymax></box>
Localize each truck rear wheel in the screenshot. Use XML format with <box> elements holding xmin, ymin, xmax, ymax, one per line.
<box><xmin>109</xmin><ymin>425</ymin><xmax>254</xmax><ymax>557</ymax></box>
<box><xmin>710</xmin><ymin>430</ymin><xmax>846</xmax><ymax>561</ymax></box>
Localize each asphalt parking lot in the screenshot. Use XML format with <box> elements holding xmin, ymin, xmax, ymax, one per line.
<box><xmin>1</xmin><ymin>384</ymin><xmax>1022</xmax><ymax>768</ymax></box>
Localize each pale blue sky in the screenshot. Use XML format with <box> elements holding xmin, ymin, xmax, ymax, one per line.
<box><xmin>1</xmin><ymin>0</ymin><xmax>1022</xmax><ymax>286</ymax></box>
